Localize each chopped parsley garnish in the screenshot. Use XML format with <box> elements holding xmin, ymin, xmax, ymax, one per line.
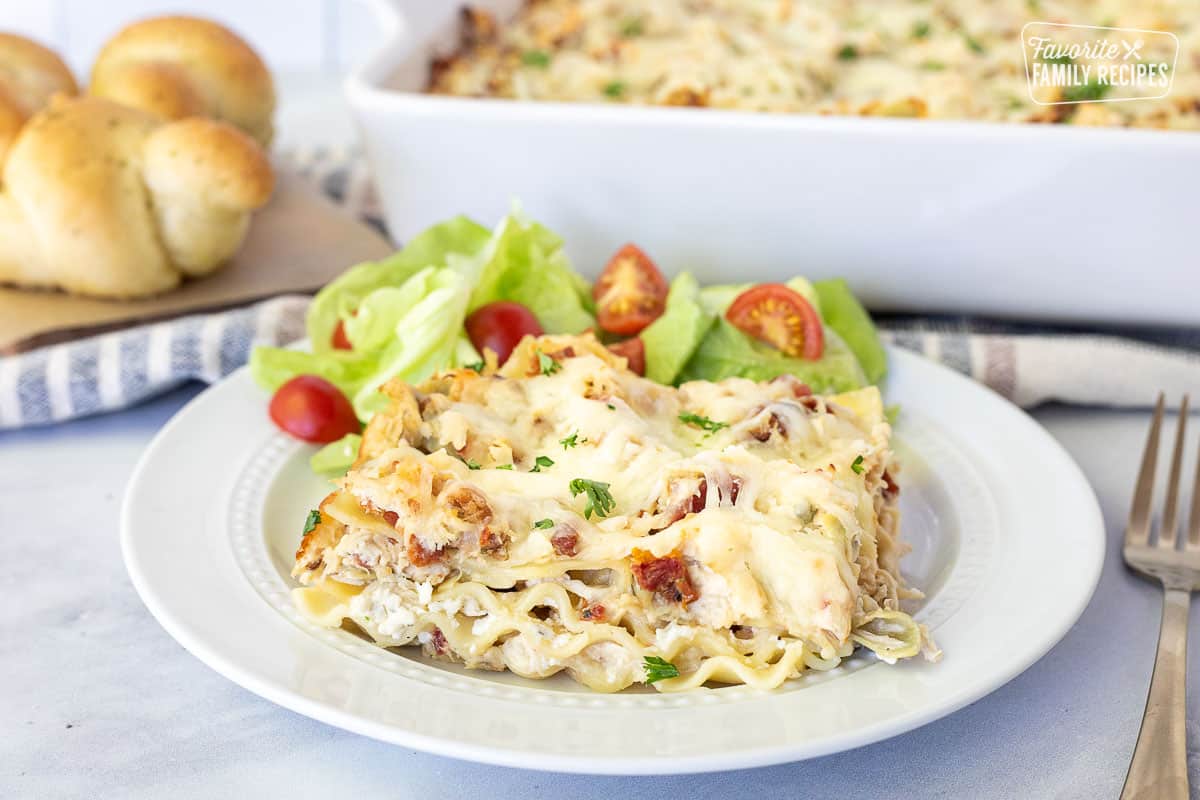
<box><xmin>538</xmin><ymin>351</ymin><xmax>562</xmax><ymax>375</ymax></box>
<box><xmin>464</xmin><ymin>361</ymin><xmax>484</xmax><ymax>374</ymax></box>
<box><xmin>679</xmin><ymin>412</ymin><xmax>729</xmax><ymax>433</ymax></box>
<box><xmin>963</xmin><ymin>34</ymin><xmax>986</xmax><ymax>54</ymax></box>
<box><xmin>521</xmin><ymin>49</ymin><xmax>551</xmax><ymax>68</ymax></box>
<box><xmin>920</xmin><ymin>60</ymin><xmax>946</xmax><ymax>71</ymax></box>
<box><xmin>530</xmin><ymin>455</ymin><xmax>555</xmax><ymax>473</ymax></box>
<box><xmin>851</xmin><ymin>455</ymin><xmax>865</xmax><ymax>475</ymax></box>
<box><xmin>560</xmin><ymin>432</ymin><xmax>582</xmax><ymax>449</ymax></box>
<box><xmin>643</xmin><ymin>656</ymin><xmax>680</xmax><ymax>684</ymax></box>
<box><xmin>1063</xmin><ymin>80</ymin><xmax>1111</xmax><ymax>103</ymax></box>
<box><xmin>302</xmin><ymin>510</ymin><xmax>321</xmax><ymax>534</ymax></box>
<box><xmin>569</xmin><ymin>478</ymin><xmax>615</xmax><ymax>519</ymax></box>
<box><xmin>496</xmin><ymin>464</ymin><xmax>514</xmax><ymax>470</ymax></box>
<box><xmin>603</xmin><ymin>80</ymin><xmax>626</xmax><ymax>98</ymax></box>
<box><xmin>620</xmin><ymin>17</ymin><xmax>644</xmax><ymax>37</ymax></box>
<box><xmin>465</xmin><ymin>459</ymin><xmax>481</xmax><ymax>470</ymax></box>
<box><xmin>912</xmin><ymin>20</ymin><xmax>931</xmax><ymax>39</ymax></box>
<box><xmin>1042</xmin><ymin>54</ymin><xmax>1072</xmax><ymax>65</ymax></box>
<box><xmin>533</xmin><ymin>518</ymin><xmax>555</xmax><ymax>530</ymax></box>
<box><xmin>606</xmin><ymin>403</ymin><xmax>616</xmax><ymax>410</ymax></box>
<box><xmin>837</xmin><ymin>44</ymin><xmax>858</xmax><ymax>61</ymax></box>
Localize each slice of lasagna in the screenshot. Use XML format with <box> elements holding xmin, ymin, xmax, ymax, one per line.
<box><xmin>292</xmin><ymin>333</ymin><xmax>937</xmax><ymax>692</ymax></box>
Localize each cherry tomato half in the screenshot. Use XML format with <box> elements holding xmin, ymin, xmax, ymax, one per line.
<box><xmin>465</xmin><ymin>301</ymin><xmax>544</xmax><ymax>364</ymax></box>
<box><xmin>593</xmin><ymin>244</ymin><xmax>669</xmax><ymax>336</ymax></box>
<box><xmin>269</xmin><ymin>375</ymin><xmax>360</xmax><ymax>444</ymax></box>
<box><xmin>331</xmin><ymin>320</ymin><xmax>352</xmax><ymax>350</ymax></box>
<box><xmin>726</xmin><ymin>284</ymin><xmax>824</xmax><ymax>360</ymax></box>
<box><xmin>607</xmin><ymin>337</ymin><xmax>646</xmax><ymax>376</ymax></box>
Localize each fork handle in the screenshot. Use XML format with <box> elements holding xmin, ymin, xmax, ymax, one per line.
<box><xmin>1121</xmin><ymin>587</ymin><xmax>1191</xmax><ymax>800</ymax></box>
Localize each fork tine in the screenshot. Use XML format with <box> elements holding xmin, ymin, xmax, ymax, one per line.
<box><xmin>1189</xmin><ymin>418</ymin><xmax>1200</xmax><ymax>549</ymax></box>
<box><xmin>1126</xmin><ymin>393</ymin><xmax>1165</xmax><ymax>548</ymax></box>
<box><xmin>1158</xmin><ymin>394</ymin><xmax>1188</xmax><ymax>549</ymax></box>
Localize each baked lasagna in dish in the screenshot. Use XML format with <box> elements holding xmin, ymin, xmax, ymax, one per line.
<box><xmin>427</xmin><ymin>0</ymin><xmax>1199</xmax><ymax>129</ymax></box>
<box><xmin>292</xmin><ymin>334</ymin><xmax>938</xmax><ymax>691</ymax></box>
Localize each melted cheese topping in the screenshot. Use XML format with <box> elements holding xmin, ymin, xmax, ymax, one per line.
<box><xmin>292</xmin><ymin>334</ymin><xmax>933</xmax><ymax>691</ymax></box>
<box><xmin>428</xmin><ymin>0</ymin><xmax>1200</xmax><ymax>129</ymax></box>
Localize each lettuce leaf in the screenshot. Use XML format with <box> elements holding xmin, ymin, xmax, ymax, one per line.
<box><xmin>813</xmin><ymin>278</ymin><xmax>888</xmax><ymax>385</ymax></box>
<box><xmin>307</xmin><ymin>215</ymin><xmax>490</xmax><ymax>356</ymax></box>
<box><xmin>460</xmin><ymin>213</ymin><xmax>595</xmax><ymax>334</ymax></box>
<box><xmin>310</xmin><ymin>433</ymin><xmax>362</xmax><ymax>477</ymax></box>
<box><xmin>251</xmin><ymin>263</ymin><xmax>475</xmax><ymax>420</ymax></box>
<box><xmin>678</xmin><ymin>318</ymin><xmax>867</xmax><ymax>393</ymax></box>
<box><xmin>639</xmin><ymin>272</ymin><xmax>715</xmax><ymax>385</ymax></box>
<box><xmin>250</xmin><ymin>211</ymin><xmax>596</xmax><ymax>424</ymax></box>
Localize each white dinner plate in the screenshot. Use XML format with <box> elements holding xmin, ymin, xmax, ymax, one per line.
<box><xmin>121</xmin><ymin>346</ymin><xmax>1104</xmax><ymax>774</ymax></box>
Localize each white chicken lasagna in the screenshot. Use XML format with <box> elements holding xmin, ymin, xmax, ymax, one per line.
<box><xmin>427</xmin><ymin>0</ymin><xmax>1200</xmax><ymax>129</ymax></box>
<box><xmin>292</xmin><ymin>334</ymin><xmax>937</xmax><ymax>691</ymax></box>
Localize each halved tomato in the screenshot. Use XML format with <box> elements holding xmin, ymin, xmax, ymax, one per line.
<box><xmin>726</xmin><ymin>284</ymin><xmax>824</xmax><ymax>360</ymax></box>
<box><xmin>593</xmin><ymin>244</ymin><xmax>668</xmax><ymax>335</ymax></box>
<box><xmin>607</xmin><ymin>337</ymin><xmax>646</xmax><ymax>376</ymax></box>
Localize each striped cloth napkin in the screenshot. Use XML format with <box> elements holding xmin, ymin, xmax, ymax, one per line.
<box><xmin>1</xmin><ymin>151</ymin><xmax>1197</xmax><ymax>430</ymax></box>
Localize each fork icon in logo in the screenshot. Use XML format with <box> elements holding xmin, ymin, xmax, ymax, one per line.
<box><xmin>1124</xmin><ymin>38</ymin><xmax>1144</xmax><ymax>60</ymax></box>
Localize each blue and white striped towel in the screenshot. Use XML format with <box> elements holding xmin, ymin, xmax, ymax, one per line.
<box><xmin>1</xmin><ymin>152</ymin><xmax>1198</xmax><ymax>430</ymax></box>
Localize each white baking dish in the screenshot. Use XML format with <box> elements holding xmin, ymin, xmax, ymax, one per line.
<box><xmin>347</xmin><ymin>0</ymin><xmax>1200</xmax><ymax>326</ymax></box>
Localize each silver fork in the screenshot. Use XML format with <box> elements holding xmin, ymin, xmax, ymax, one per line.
<box><xmin>1121</xmin><ymin>393</ymin><xmax>1197</xmax><ymax>800</ymax></box>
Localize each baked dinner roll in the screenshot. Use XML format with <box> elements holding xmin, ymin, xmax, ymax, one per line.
<box><xmin>90</xmin><ymin>15</ymin><xmax>275</xmax><ymax>147</ymax></box>
<box><xmin>0</xmin><ymin>95</ymin><xmax>273</xmax><ymax>298</ymax></box>
<box><xmin>0</xmin><ymin>33</ymin><xmax>78</xmax><ymax>163</ymax></box>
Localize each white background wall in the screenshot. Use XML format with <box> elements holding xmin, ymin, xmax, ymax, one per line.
<box><xmin>0</xmin><ymin>0</ymin><xmax>385</xmax><ymax>77</ymax></box>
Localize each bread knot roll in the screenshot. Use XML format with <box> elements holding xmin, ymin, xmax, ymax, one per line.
<box><xmin>0</xmin><ymin>96</ymin><xmax>273</xmax><ymax>298</ymax></box>
<box><xmin>90</xmin><ymin>15</ymin><xmax>275</xmax><ymax>147</ymax></box>
<box><xmin>0</xmin><ymin>33</ymin><xmax>78</xmax><ymax>164</ymax></box>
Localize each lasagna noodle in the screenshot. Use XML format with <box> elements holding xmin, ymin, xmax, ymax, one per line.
<box><xmin>291</xmin><ymin>333</ymin><xmax>935</xmax><ymax>691</ymax></box>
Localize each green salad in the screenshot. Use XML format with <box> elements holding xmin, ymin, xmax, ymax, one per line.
<box><xmin>251</xmin><ymin>210</ymin><xmax>886</xmax><ymax>474</ymax></box>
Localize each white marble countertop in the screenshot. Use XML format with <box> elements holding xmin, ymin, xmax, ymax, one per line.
<box><xmin>4</xmin><ymin>74</ymin><xmax>1200</xmax><ymax>799</ymax></box>
<box><xmin>4</xmin><ymin>387</ymin><xmax>1197</xmax><ymax>799</ymax></box>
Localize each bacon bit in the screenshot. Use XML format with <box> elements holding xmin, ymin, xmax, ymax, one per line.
<box><xmin>798</xmin><ymin>395</ymin><xmax>820</xmax><ymax>411</ymax></box>
<box><xmin>443</xmin><ymin>486</ymin><xmax>493</xmax><ymax>525</ymax></box>
<box><xmin>686</xmin><ymin>477</ymin><xmax>741</xmax><ymax>512</ymax></box>
<box><xmin>648</xmin><ymin>506</ymin><xmax>686</xmax><ymax>535</ymax></box>
<box><xmin>731</xmin><ymin>624</ymin><xmax>754</xmax><ymax>640</ymax></box>
<box><xmin>631</xmin><ymin>548</ymin><xmax>699</xmax><ymax>605</ymax></box>
<box><xmin>407</xmin><ymin>536</ymin><xmax>445</xmax><ymax>567</ymax></box>
<box><xmin>883</xmin><ymin>469</ymin><xmax>900</xmax><ymax>498</ymax></box>
<box><xmin>304</xmin><ymin>557</ymin><xmax>323</xmax><ymax>571</ymax></box>
<box><xmin>580</xmin><ymin>603</ymin><xmax>607</xmax><ymax>622</ymax></box>
<box><xmin>429</xmin><ymin>627</ymin><xmax>449</xmax><ymax>655</ymax></box>
<box><xmin>550</xmin><ymin>525</ymin><xmax>579</xmax><ymax>557</ymax></box>
<box><xmin>771</xmin><ymin>374</ymin><xmax>812</xmax><ymax>398</ymax></box>
<box><xmin>748</xmin><ymin>408</ymin><xmax>788</xmax><ymax>442</ymax></box>
<box><xmin>479</xmin><ymin>525</ymin><xmax>510</xmax><ymax>557</ymax></box>
<box><xmin>350</xmin><ymin>552</ymin><xmax>377</xmax><ymax>570</ymax></box>
<box><xmin>382</xmin><ymin>510</ymin><xmax>399</xmax><ymax>526</ymax></box>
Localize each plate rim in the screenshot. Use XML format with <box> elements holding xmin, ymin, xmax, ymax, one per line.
<box><xmin>120</xmin><ymin>346</ymin><xmax>1105</xmax><ymax>774</ymax></box>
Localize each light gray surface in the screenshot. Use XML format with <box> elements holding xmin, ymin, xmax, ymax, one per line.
<box><xmin>3</xmin><ymin>387</ymin><xmax>1198</xmax><ymax>799</ymax></box>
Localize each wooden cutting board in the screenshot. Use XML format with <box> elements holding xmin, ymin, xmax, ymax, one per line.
<box><xmin>0</xmin><ymin>171</ymin><xmax>393</xmax><ymax>354</ymax></box>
